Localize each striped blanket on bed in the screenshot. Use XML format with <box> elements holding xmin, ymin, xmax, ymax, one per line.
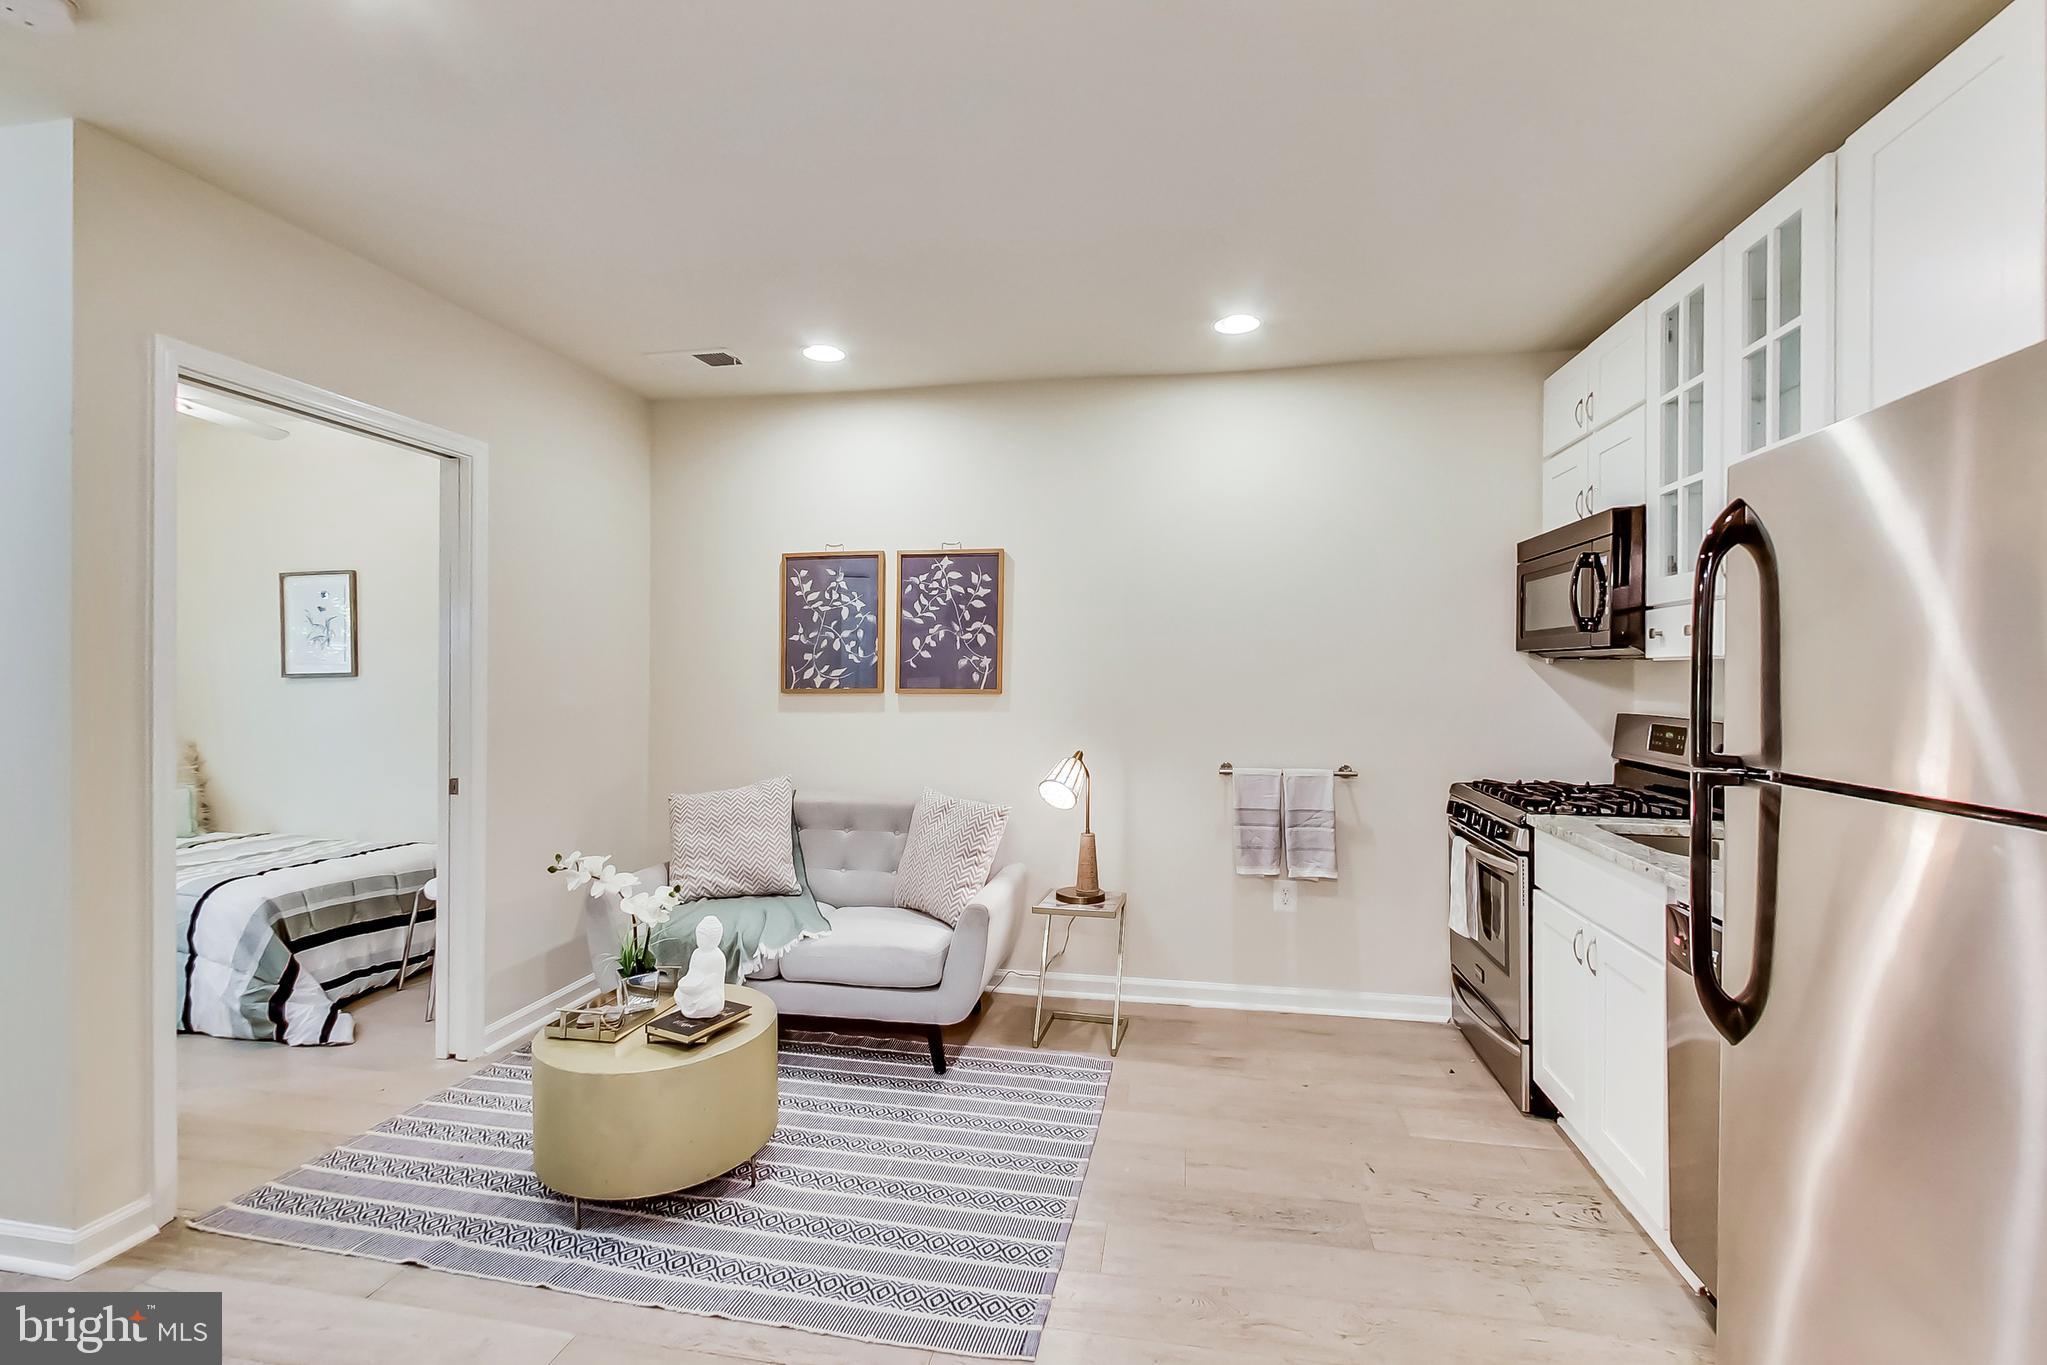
<box><xmin>177</xmin><ymin>833</ymin><xmax>437</xmax><ymax>1046</ymax></box>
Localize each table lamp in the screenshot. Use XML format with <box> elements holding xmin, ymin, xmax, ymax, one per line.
<box><xmin>1038</xmin><ymin>750</ymin><xmax>1106</xmax><ymax>904</ymax></box>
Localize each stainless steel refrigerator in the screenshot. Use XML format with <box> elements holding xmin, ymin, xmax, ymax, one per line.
<box><xmin>1687</xmin><ymin>341</ymin><xmax>2047</xmax><ymax>1365</ymax></box>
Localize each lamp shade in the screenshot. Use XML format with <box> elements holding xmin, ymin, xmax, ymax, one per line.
<box><xmin>1038</xmin><ymin>752</ymin><xmax>1086</xmax><ymax>810</ymax></box>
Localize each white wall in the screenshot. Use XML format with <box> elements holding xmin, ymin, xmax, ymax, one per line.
<box><xmin>0</xmin><ymin>121</ymin><xmax>78</xmax><ymax>1234</ymax></box>
<box><xmin>30</xmin><ymin>121</ymin><xmax>653</xmax><ymax>1240</ymax></box>
<box><xmin>176</xmin><ymin>416</ymin><xmax>440</xmax><ymax>841</ymax></box>
<box><xmin>651</xmin><ymin>357</ymin><xmax>1683</xmax><ymax>1012</ymax></box>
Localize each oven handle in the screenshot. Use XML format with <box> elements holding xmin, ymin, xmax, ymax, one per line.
<box><xmin>1456</xmin><ymin>835</ymin><xmax>1523</xmax><ymax>881</ymax></box>
<box><xmin>1570</xmin><ymin>551</ymin><xmax>1609</xmax><ymax>632</ymax></box>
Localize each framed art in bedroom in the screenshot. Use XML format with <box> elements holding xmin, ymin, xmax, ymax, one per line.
<box><xmin>780</xmin><ymin>551</ymin><xmax>885</xmax><ymax>693</ymax></box>
<box><xmin>897</xmin><ymin>548</ymin><xmax>1004</xmax><ymax>694</ymax></box>
<box><xmin>280</xmin><ymin>569</ymin><xmax>358</xmax><ymax>677</ymax></box>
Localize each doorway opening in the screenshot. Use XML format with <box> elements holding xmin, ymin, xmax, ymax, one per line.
<box><xmin>148</xmin><ymin>340</ymin><xmax>488</xmax><ymax>1225</ymax></box>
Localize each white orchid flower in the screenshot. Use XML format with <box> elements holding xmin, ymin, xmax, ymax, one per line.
<box><xmin>559</xmin><ymin>850</ymin><xmax>605</xmax><ymax>892</ymax></box>
<box><xmin>621</xmin><ymin>888</ymin><xmax>676</xmax><ymax>927</ymax></box>
<box><xmin>590</xmin><ymin>864</ymin><xmax>640</xmax><ymax>899</ymax></box>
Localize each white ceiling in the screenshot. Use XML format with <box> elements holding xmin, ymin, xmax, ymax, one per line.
<box><xmin>0</xmin><ymin>0</ymin><xmax>2007</xmax><ymax>397</ymax></box>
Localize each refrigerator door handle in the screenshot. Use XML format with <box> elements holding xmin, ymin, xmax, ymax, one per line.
<box><xmin>1690</xmin><ymin>498</ymin><xmax>1780</xmax><ymax>773</ymax></box>
<box><xmin>1689</xmin><ymin>498</ymin><xmax>1782</xmax><ymax>1045</ymax></box>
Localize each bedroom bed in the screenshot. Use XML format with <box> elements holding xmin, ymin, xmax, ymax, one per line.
<box><xmin>176</xmin><ymin>832</ymin><xmax>437</xmax><ymax>1046</ymax></box>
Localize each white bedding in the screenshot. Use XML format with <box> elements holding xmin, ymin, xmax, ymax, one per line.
<box><xmin>176</xmin><ymin>832</ymin><xmax>436</xmax><ymax>1045</ymax></box>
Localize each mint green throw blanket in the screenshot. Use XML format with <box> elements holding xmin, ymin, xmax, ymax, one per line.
<box><xmin>648</xmin><ymin>830</ymin><xmax>830</xmax><ymax>983</ymax></box>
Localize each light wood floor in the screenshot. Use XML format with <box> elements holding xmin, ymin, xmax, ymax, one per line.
<box><xmin>7</xmin><ymin>986</ymin><xmax>1716</xmax><ymax>1364</ymax></box>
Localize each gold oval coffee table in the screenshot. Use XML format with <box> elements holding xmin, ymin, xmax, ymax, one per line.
<box><xmin>530</xmin><ymin>984</ymin><xmax>778</xmax><ymax>1227</ymax></box>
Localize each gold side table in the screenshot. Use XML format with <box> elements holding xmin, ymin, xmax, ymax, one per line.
<box><xmin>1030</xmin><ymin>890</ymin><xmax>1128</xmax><ymax>1055</ymax></box>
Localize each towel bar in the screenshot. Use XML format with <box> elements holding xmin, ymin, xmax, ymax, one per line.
<box><xmin>1218</xmin><ymin>763</ymin><xmax>1358</xmax><ymax>778</ymax></box>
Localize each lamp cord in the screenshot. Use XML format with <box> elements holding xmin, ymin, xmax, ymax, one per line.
<box><xmin>1042</xmin><ymin>917</ymin><xmax>1079</xmax><ymax>974</ymax></box>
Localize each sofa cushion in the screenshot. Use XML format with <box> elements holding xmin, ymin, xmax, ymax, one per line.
<box><xmin>669</xmin><ymin>777</ymin><xmax>800</xmax><ymax>900</ymax></box>
<box><xmin>795</xmin><ymin>794</ymin><xmax>913</xmax><ymax>910</ymax></box>
<box><xmin>775</xmin><ymin>904</ymin><xmax>951</xmax><ymax>989</ymax></box>
<box><xmin>895</xmin><ymin>787</ymin><xmax>1009</xmax><ymax>926</ymax></box>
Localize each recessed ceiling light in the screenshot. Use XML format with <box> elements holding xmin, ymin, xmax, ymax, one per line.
<box><xmin>1213</xmin><ymin>314</ymin><xmax>1262</xmax><ymax>335</ymax></box>
<box><xmin>802</xmin><ymin>344</ymin><xmax>847</xmax><ymax>363</ymax></box>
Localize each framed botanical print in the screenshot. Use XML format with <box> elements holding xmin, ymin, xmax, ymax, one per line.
<box><xmin>897</xmin><ymin>548</ymin><xmax>1004</xmax><ymax>694</ymax></box>
<box><xmin>781</xmin><ymin>551</ymin><xmax>885</xmax><ymax>693</ymax></box>
<box><xmin>279</xmin><ymin>570</ymin><xmax>358</xmax><ymax>678</ymax></box>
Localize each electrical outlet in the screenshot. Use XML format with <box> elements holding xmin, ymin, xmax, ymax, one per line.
<box><xmin>1273</xmin><ymin>879</ymin><xmax>1298</xmax><ymax>913</ymax></box>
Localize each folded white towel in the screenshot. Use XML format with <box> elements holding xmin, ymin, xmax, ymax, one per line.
<box><xmin>1231</xmin><ymin>768</ymin><xmax>1283</xmax><ymax>876</ymax></box>
<box><xmin>1282</xmin><ymin>768</ymin><xmax>1337</xmax><ymax>881</ymax></box>
<box><xmin>1448</xmin><ymin>838</ymin><xmax>1475</xmax><ymax>939</ymax></box>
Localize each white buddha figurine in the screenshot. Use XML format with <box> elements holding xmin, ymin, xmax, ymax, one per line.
<box><xmin>676</xmin><ymin>915</ymin><xmax>726</xmax><ymax>1019</ymax></box>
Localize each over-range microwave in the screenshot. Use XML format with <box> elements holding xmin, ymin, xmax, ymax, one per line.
<box><xmin>1515</xmin><ymin>506</ymin><xmax>1646</xmax><ymax>658</ymax></box>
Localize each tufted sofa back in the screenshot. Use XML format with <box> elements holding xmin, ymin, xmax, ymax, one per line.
<box><xmin>794</xmin><ymin>794</ymin><xmax>914</xmax><ymax>910</ymax></box>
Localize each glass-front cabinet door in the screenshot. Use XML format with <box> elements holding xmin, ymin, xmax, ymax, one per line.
<box><xmin>1644</xmin><ymin>245</ymin><xmax>1724</xmax><ymax>607</ymax></box>
<box><xmin>1724</xmin><ymin>156</ymin><xmax>1835</xmax><ymax>469</ymax></box>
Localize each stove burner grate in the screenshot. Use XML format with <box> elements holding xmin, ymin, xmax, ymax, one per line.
<box><xmin>1466</xmin><ymin>779</ymin><xmax>1687</xmax><ymax>820</ymax></box>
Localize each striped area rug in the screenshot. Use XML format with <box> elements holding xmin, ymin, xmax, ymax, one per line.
<box><xmin>189</xmin><ymin>1028</ymin><xmax>1110</xmax><ymax>1359</ymax></box>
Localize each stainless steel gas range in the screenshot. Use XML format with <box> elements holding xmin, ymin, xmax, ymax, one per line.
<box><xmin>1447</xmin><ymin>713</ymin><xmax>1705</xmax><ymax>1112</ymax></box>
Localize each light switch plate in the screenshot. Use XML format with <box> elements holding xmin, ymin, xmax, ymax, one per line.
<box><xmin>1273</xmin><ymin>879</ymin><xmax>1298</xmax><ymax>913</ymax></box>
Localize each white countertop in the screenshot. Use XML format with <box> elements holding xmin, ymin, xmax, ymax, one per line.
<box><xmin>1526</xmin><ymin>814</ymin><xmax>1722</xmax><ymax>900</ymax></box>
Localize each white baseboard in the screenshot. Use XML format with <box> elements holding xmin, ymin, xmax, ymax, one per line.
<box><xmin>483</xmin><ymin>973</ymin><xmax>595</xmax><ymax>1055</ymax></box>
<box><xmin>994</xmin><ymin>969</ymin><xmax>1451</xmax><ymax>1023</ymax></box>
<box><xmin>0</xmin><ymin>1197</ymin><xmax>161</xmax><ymax>1281</ymax></box>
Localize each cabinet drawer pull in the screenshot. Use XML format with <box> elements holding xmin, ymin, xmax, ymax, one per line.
<box><xmin>1586</xmin><ymin>937</ymin><xmax>1600</xmax><ymax>976</ymax></box>
<box><xmin>1572</xmin><ymin>928</ymin><xmax>1585</xmax><ymax>964</ymax></box>
<box><xmin>1575</xmin><ymin>398</ymin><xmax>1585</xmax><ymax>427</ymax></box>
<box><xmin>1585</xmin><ymin>391</ymin><xmax>1595</xmax><ymax>424</ymax></box>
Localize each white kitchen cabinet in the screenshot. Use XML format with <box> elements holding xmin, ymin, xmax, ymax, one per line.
<box><xmin>1538</xmin><ymin>408</ymin><xmax>1645</xmax><ymax>532</ymax></box>
<box><xmin>1541</xmin><ymin>440</ymin><xmax>1591</xmax><ymax>530</ymax></box>
<box><xmin>1587</xmin><ymin>406</ymin><xmax>1646</xmax><ymax>512</ymax></box>
<box><xmin>1534</xmin><ymin>834</ymin><xmax>1672</xmax><ymax>1235</ymax></box>
<box><xmin>1643</xmin><ymin>245</ymin><xmax>1724</xmax><ymax>607</ymax></box>
<box><xmin>1724</xmin><ymin>156</ymin><xmax>1835</xmax><ymax>467</ymax></box>
<box><xmin>1836</xmin><ymin>0</ymin><xmax>2047</xmax><ymax>418</ymax></box>
<box><xmin>1541</xmin><ymin>306</ymin><xmax>1647</xmax><ymax>457</ymax></box>
<box><xmin>1644</xmin><ymin>599</ymin><xmax>1724</xmax><ymax>662</ymax></box>
<box><xmin>1589</xmin><ymin>928</ymin><xmax>1668</xmax><ymax>1223</ymax></box>
<box><xmin>1542</xmin><ymin>353</ymin><xmax>1595</xmax><ymax>457</ymax></box>
<box><xmin>1585</xmin><ymin>306</ymin><xmax>1648</xmax><ymax>429</ymax></box>
<box><xmin>1532</xmin><ymin>890</ymin><xmax>1591</xmax><ymax>1116</ymax></box>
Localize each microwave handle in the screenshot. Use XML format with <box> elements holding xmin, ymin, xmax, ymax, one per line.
<box><xmin>1569</xmin><ymin>551</ymin><xmax>1608</xmax><ymax>632</ymax></box>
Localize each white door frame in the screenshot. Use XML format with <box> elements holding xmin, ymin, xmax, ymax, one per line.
<box><xmin>146</xmin><ymin>337</ymin><xmax>490</xmax><ymax>1225</ymax></box>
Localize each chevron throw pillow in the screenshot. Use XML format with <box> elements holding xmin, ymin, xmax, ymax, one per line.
<box><xmin>669</xmin><ymin>777</ymin><xmax>800</xmax><ymax>900</ymax></box>
<box><xmin>895</xmin><ymin>787</ymin><xmax>1010</xmax><ymax>926</ymax></box>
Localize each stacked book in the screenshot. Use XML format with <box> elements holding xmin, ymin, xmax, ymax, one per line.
<box><xmin>646</xmin><ymin>1000</ymin><xmax>753</xmax><ymax>1049</ymax></box>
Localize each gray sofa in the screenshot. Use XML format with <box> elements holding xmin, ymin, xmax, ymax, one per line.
<box><xmin>583</xmin><ymin>793</ymin><xmax>1025</xmax><ymax>1072</ymax></box>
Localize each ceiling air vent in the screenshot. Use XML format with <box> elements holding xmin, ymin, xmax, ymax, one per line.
<box><xmin>692</xmin><ymin>351</ymin><xmax>743</xmax><ymax>368</ymax></box>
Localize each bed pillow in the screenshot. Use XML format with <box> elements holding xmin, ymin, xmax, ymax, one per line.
<box><xmin>895</xmin><ymin>787</ymin><xmax>1009</xmax><ymax>926</ymax></box>
<box><xmin>177</xmin><ymin>740</ymin><xmax>213</xmax><ymax>832</ymax></box>
<box><xmin>669</xmin><ymin>777</ymin><xmax>801</xmax><ymax>900</ymax></box>
<box><xmin>175</xmin><ymin>784</ymin><xmax>201</xmax><ymax>840</ymax></box>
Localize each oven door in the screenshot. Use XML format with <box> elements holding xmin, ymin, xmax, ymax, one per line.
<box><xmin>1518</xmin><ymin>538</ymin><xmax>1621</xmax><ymax>654</ymax></box>
<box><xmin>1449</xmin><ymin>832</ymin><xmax>1527</xmax><ymax>1037</ymax></box>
